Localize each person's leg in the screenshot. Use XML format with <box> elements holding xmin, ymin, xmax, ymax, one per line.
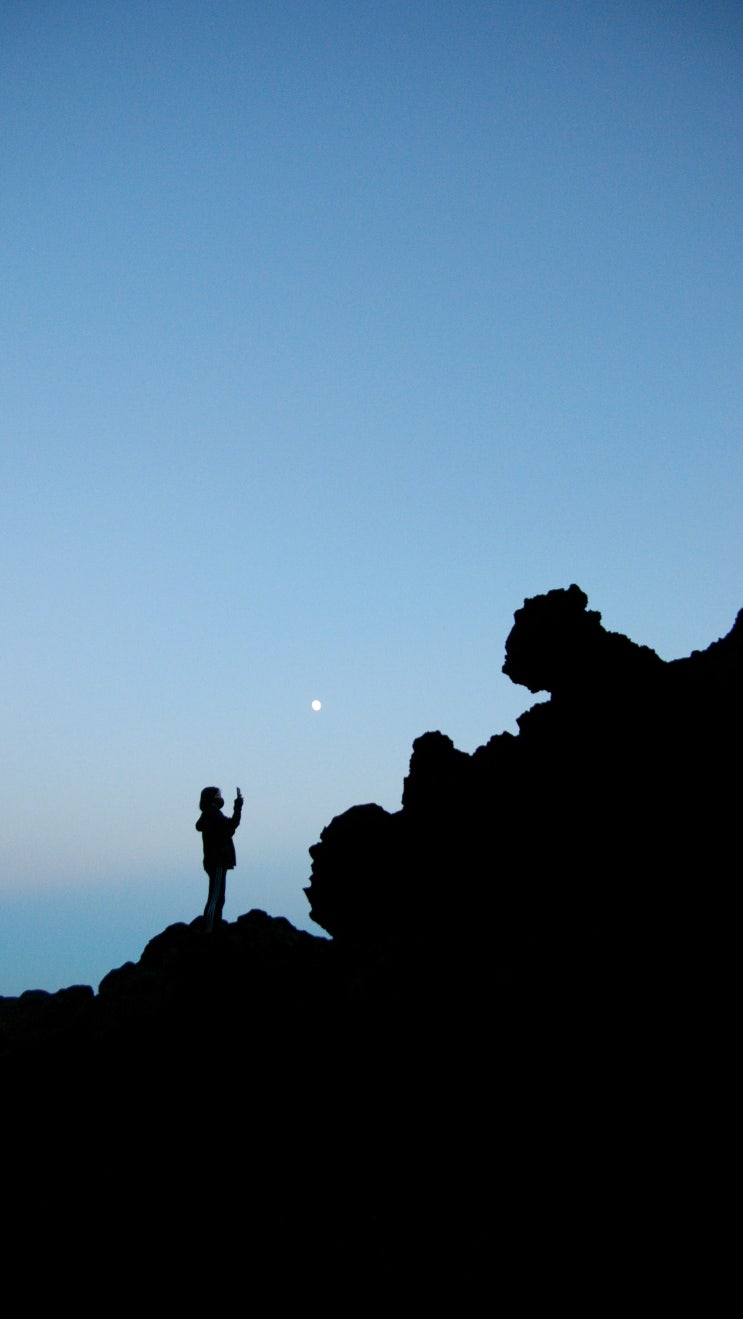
<box><xmin>204</xmin><ymin>866</ymin><xmax>226</xmax><ymax>933</ymax></box>
<box><xmin>215</xmin><ymin>866</ymin><xmax>227</xmax><ymax>925</ymax></box>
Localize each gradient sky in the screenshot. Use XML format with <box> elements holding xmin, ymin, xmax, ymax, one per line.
<box><xmin>2</xmin><ymin>1</ymin><xmax>741</xmax><ymax>995</ymax></box>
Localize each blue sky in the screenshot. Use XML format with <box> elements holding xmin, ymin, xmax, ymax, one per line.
<box><xmin>2</xmin><ymin>1</ymin><xmax>741</xmax><ymax>994</ymax></box>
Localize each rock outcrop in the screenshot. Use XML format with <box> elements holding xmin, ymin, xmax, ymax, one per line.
<box><xmin>2</xmin><ymin>584</ymin><xmax>737</xmax><ymax>1305</ymax></box>
<box><xmin>305</xmin><ymin>584</ymin><xmax>742</xmax><ymax>963</ymax></box>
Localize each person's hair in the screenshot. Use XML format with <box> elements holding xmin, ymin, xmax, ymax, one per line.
<box><xmin>199</xmin><ymin>786</ymin><xmax>222</xmax><ymax>811</ymax></box>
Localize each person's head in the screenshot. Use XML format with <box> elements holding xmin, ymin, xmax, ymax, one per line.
<box><xmin>199</xmin><ymin>786</ymin><xmax>223</xmax><ymax>811</ymax></box>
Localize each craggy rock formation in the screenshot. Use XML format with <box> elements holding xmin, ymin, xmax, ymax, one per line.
<box><xmin>3</xmin><ymin>584</ymin><xmax>737</xmax><ymax>1305</ymax></box>
<box><xmin>305</xmin><ymin>803</ymin><xmax>406</xmax><ymax>944</ymax></box>
<box><xmin>502</xmin><ymin>582</ymin><xmax>664</xmax><ymax>695</ymax></box>
<box><xmin>306</xmin><ymin>583</ymin><xmax>742</xmax><ymax>963</ymax></box>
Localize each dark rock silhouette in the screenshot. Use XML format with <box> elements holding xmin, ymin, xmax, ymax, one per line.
<box><xmin>2</xmin><ymin>584</ymin><xmax>737</xmax><ymax>1305</ymax></box>
<box><xmin>305</xmin><ymin>583</ymin><xmax>741</xmax><ymax>962</ymax></box>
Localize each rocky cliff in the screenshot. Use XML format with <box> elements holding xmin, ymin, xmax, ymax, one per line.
<box><xmin>2</xmin><ymin>585</ymin><xmax>737</xmax><ymax>1305</ymax></box>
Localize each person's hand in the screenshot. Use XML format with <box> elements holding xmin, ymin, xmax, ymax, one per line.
<box><xmin>236</xmin><ymin>787</ymin><xmax>243</xmax><ymax>802</ymax></box>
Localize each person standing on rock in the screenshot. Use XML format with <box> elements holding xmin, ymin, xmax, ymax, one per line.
<box><xmin>196</xmin><ymin>786</ymin><xmax>243</xmax><ymax>933</ymax></box>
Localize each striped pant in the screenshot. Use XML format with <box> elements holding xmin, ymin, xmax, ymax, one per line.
<box><xmin>204</xmin><ymin>866</ymin><xmax>227</xmax><ymax>933</ymax></box>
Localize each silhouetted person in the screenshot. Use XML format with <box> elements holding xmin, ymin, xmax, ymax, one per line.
<box><xmin>196</xmin><ymin>786</ymin><xmax>243</xmax><ymax>933</ymax></box>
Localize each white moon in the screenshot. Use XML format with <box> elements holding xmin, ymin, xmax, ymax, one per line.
<box><xmin>311</xmin><ymin>699</ymin><xmax>322</xmax><ymax>711</ymax></box>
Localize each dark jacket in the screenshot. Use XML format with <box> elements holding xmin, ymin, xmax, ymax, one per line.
<box><xmin>196</xmin><ymin>796</ymin><xmax>243</xmax><ymax>872</ymax></box>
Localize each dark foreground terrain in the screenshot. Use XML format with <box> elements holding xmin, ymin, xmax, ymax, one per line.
<box><xmin>2</xmin><ymin>585</ymin><xmax>737</xmax><ymax>1305</ymax></box>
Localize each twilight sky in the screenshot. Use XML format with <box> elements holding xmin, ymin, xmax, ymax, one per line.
<box><xmin>2</xmin><ymin>1</ymin><xmax>741</xmax><ymax>994</ymax></box>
